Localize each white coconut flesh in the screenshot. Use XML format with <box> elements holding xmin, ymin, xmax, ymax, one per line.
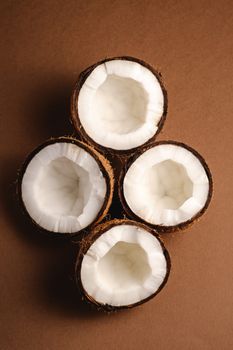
<box><xmin>123</xmin><ymin>144</ymin><xmax>210</xmax><ymax>226</ymax></box>
<box><xmin>80</xmin><ymin>224</ymin><xmax>168</xmax><ymax>306</ymax></box>
<box><xmin>21</xmin><ymin>142</ymin><xmax>107</xmax><ymax>233</ymax></box>
<box><xmin>78</xmin><ymin>59</ymin><xmax>164</xmax><ymax>150</ymax></box>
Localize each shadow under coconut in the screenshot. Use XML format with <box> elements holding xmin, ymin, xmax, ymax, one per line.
<box><xmin>26</xmin><ymin>73</ymin><xmax>77</xmax><ymax>139</ymax></box>
<box><xmin>105</xmin><ymin>153</ymin><xmax>127</xmax><ymax>219</ymax></box>
<box><xmin>42</xmin><ymin>261</ymin><xmax>138</xmax><ymax>319</ymax></box>
<box><xmin>40</xmin><ymin>242</ymin><xmax>110</xmax><ymax>319</ymax></box>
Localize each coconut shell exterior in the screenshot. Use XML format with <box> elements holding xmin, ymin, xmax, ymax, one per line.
<box><xmin>119</xmin><ymin>141</ymin><xmax>213</xmax><ymax>233</ymax></box>
<box><xmin>70</xmin><ymin>56</ymin><xmax>168</xmax><ymax>155</ymax></box>
<box><xmin>75</xmin><ymin>219</ymin><xmax>171</xmax><ymax>312</ymax></box>
<box><xmin>17</xmin><ymin>136</ymin><xmax>114</xmax><ymax>238</ymax></box>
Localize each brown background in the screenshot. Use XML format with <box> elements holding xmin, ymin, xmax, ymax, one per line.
<box><xmin>1</xmin><ymin>1</ymin><xmax>233</xmax><ymax>349</ymax></box>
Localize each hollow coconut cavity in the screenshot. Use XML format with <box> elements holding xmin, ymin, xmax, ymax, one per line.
<box><xmin>121</xmin><ymin>142</ymin><xmax>212</xmax><ymax>231</ymax></box>
<box><xmin>76</xmin><ymin>220</ymin><xmax>170</xmax><ymax>310</ymax></box>
<box><xmin>71</xmin><ymin>57</ymin><xmax>167</xmax><ymax>151</ymax></box>
<box><xmin>19</xmin><ymin>138</ymin><xmax>113</xmax><ymax>235</ymax></box>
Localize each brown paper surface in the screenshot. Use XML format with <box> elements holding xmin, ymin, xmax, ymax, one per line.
<box><xmin>0</xmin><ymin>1</ymin><xmax>233</xmax><ymax>349</ymax></box>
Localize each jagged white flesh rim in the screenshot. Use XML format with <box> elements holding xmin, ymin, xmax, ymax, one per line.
<box><xmin>77</xmin><ymin>59</ymin><xmax>164</xmax><ymax>150</ymax></box>
<box><xmin>21</xmin><ymin>142</ymin><xmax>107</xmax><ymax>233</ymax></box>
<box><xmin>81</xmin><ymin>224</ymin><xmax>167</xmax><ymax>306</ymax></box>
<box><xmin>123</xmin><ymin>144</ymin><xmax>210</xmax><ymax>226</ymax></box>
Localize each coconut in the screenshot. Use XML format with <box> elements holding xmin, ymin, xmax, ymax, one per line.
<box><xmin>120</xmin><ymin>141</ymin><xmax>213</xmax><ymax>232</ymax></box>
<box><xmin>71</xmin><ymin>56</ymin><xmax>167</xmax><ymax>153</ymax></box>
<box><xmin>18</xmin><ymin>137</ymin><xmax>114</xmax><ymax>236</ymax></box>
<box><xmin>75</xmin><ymin>219</ymin><xmax>170</xmax><ymax>311</ymax></box>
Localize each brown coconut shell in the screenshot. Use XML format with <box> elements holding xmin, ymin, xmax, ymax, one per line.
<box><xmin>118</xmin><ymin>141</ymin><xmax>213</xmax><ymax>233</ymax></box>
<box><xmin>17</xmin><ymin>136</ymin><xmax>114</xmax><ymax>238</ymax></box>
<box><xmin>75</xmin><ymin>219</ymin><xmax>171</xmax><ymax>312</ymax></box>
<box><xmin>70</xmin><ymin>56</ymin><xmax>168</xmax><ymax>155</ymax></box>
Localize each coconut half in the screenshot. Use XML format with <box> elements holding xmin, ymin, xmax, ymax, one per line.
<box><xmin>18</xmin><ymin>137</ymin><xmax>114</xmax><ymax>235</ymax></box>
<box><xmin>71</xmin><ymin>56</ymin><xmax>167</xmax><ymax>152</ymax></box>
<box><xmin>75</xmin><ymin>219</ymin><xmax>170</xmax><ymax>310</ymax></box>
<box><xmin>120</xmin><ymin>141</ymin><xmax>213</xmax><ymax>232</ymax></box>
